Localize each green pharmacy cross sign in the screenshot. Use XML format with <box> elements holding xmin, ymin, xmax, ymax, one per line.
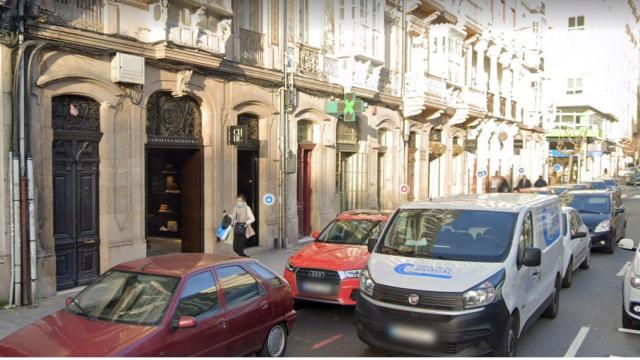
<box><xmin>326</xmin><ymin>93</ymin><xmax>366</xmax><ymax>122</ymax></box>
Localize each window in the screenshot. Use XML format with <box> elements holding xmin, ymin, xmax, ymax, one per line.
<box><xmin>235</xmin><ymin>0</ymin><xmax>260</xmax><ymax>31</ymax></box>
<box><xmin>501</xmin><ymin>0</ymin><xmax>506</xmax><ymax>23</ymax></box>
<box><xmin>176</xmin><ymin>271</ymin><xmax>220</xmax><ymax>318</ymax></box>
<box><xmin>568</xmin><ymin>16</ymin><xmax>585</xmax><ymax>31</ymax></box>
<box><xmin>377</xmin><ymin>129</ymin><xmax>388</xmax><ymax>147</ymax></box>
<box><xmin>270</xmin><ymin>0</ymin><xmax>279</xmax><ymax>45</ymax></box>
<box><xmin>298</xmin><ymin>121</ymin><xmax>313</xmax><ymax>143</ymax></box>
<box><xmin>246</xmin><ymin>262</ymin><xmax>284</xmax><ymax>288</ymax></box>
<box><xmin>298</xmin><ymin>0</ymin><xmax>309</xmax><ymax>43</ymax></box>
<box><xmin>518</xmin><ymin>212</ymin><xmax>534</xmax><ymax>262</ymax></box>
<box><xmin>566</xmin><ymin>78</ymin><xmax>583</xmax><ymax>94</ymax></box>
<box><xmin>569</xmin><ymin>212</ymin><xmax>581</xmax><ymax>238</ymax></box>
<box><xmin>218</xmin><ymin>266</ymin><xmax>262</xmax><ymax>307</ymax></box>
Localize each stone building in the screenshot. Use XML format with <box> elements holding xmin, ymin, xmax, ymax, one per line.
<box><xmin>0</xmin><ymin>0</ymin><xmax>549</xmax><ymax>303</ymax></box>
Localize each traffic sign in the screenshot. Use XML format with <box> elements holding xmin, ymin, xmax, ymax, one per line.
<box><xmin>477</xmin><ymin>170</ymin><xmax>487</xmax><ymax>178</ymax></box>
<box><xmin>519</xmin><ymin>167</ymin><xmax>525</xmax><ymax>174</ymax></box>
<box><xmin>400</xmin><ymin>184</ymin><xmax>409</xmax><ymax>194</ymax></box>
<box><xmin>263</xmin><ymin>193</ymin><xmax>275</xmax><ymax>207</ymax></box>
<box><xmin>553</xmin><ymin>164</ymin><xmax>562</xmax><ymax>172</ymax></box>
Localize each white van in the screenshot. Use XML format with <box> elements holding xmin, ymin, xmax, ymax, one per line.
<box><xmin>356</xmin><ymin>194</ymin><xmax>564</xmax><ymax>357</ymax></box>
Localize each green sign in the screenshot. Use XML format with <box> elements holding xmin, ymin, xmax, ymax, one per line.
<box><xmin>326</xmin><ymin>93</ymin><xmax>366</xmax><ymax>122</ymax></box>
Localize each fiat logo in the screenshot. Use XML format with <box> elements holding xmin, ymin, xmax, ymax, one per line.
<box><xmin>408</xmin><ymin>294</ymin><xmax>419</xmax><ymax>306</ymax></box>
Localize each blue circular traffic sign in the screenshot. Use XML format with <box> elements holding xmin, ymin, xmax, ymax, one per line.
<box><xmin>263</xmin><ymin>193</ymin><xmax>275</xmax><ymax>207</ymax></box>
<box><xmin>553</xmin><ymin>164</ymin><xmax>562</xmax><ymax>172</ymax></box>
<box><xmin>477</xmin><ymin>170</ymin><xmax>487</xmax><ymax>178</ymax></box>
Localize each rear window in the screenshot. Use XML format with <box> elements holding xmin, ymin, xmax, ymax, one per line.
<box><xmin>376</xmin><ymin>209</ymin><xmax>517</xmax><ymax>262</ymax></box>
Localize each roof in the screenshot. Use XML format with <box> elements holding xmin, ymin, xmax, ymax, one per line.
<box><xmin>113</xmin><ymin>253</ymin><xmax>248</xmax><ymax>277</ymax></box>
<box><xmin>337</xmin><ymin>209</ymin><xmax>392</xmax><ymax>222</ymax></box>
<box><xmin>401</xmin><ymin>193</ymin><xmax>558</xmax><ymax>213</ymax></box>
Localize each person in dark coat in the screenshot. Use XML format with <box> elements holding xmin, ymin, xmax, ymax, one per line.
<box><xmin>515</xmin><ymin>175</ymin><xmax>532</xmax><ymax>191</ymax></box>
<box><xmin>534</xmin><ymin>175</ymin><xmax>548</xmax><ymax>188</ymax></box>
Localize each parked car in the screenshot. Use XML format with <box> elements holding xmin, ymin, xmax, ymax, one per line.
<box><xmin>560</xmin><ymin>207</ymin><xmax>591</xmax><ymax>288</ymax></box>
<box><xmin>517</xmin><ymin>187</ymin><xmax>551</xmax><ymax>194</ymax></box>
<box><xmin>602</xmin><ymin>178</ymin><xmax>622</xmax><ymax>199</ymax></box>
<box><xmin>625</xmin><ymin>172</ymin><xmax>640</xmax><ymax>186</ymax></box>
<box><xmin>574</xmin><ymin>183</ymin><xmax>593</xmax><ymax>190</ymax></box>
<box><xmin>561</xmin><ymin>190</ymin><xmax>626</xmax><ymax>253</ymax></box>
<box><xmin>548</xmin><ymin>185</ymin><xmax>573</xmax><ymax>195</ymax></box>
<box><xmin>585</xmin><ymin>180</ymin><xmax>609</xmax><ymax>191</ymax></box>
<box><xmin>619</xmin><ymin>238</ymin><xmax>640</xmax><ymax>330</ymax></box>
<box><xmin>284</xmin><ymin>210</ymin><xmax>391</xmax><ymax>305</ymax></box>
<box><xmin>356</xmin><ymin>194</ymin><xmax>564</xmax><ymax>356</ymax></box>
<box><xmin>0</xmin><ymin>254</ymin><xmax>296</xmax><ymax>356</ymax></box>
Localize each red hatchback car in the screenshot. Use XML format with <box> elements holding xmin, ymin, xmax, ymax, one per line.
<box><xmin>284</xmin><ymin>210</ymin><xmax>391</xmax><ymax>305</ymax></box>
<box><xmin>0</xmin><ymin>254</ymin><xmax>296</xmax><ymax>357</ymax></box>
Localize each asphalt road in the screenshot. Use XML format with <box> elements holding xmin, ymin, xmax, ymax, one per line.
<box><xmin>285</xmin><ymin>187</ymin><xmax>640</xmax><ymax>357</ymax></box>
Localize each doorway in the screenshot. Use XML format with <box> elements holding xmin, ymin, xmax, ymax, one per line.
<box><xmin>52</xmin><ymin>95</ymin><xmax>102</xmax><ymax>291</ymax></box>
<box><xmin>145</xmin><ymin>148</ymin><xmax>203</xmax><ymax>256</ymax></box>
<box><xmin>297</xmin><ymin>144</ymin><xmax>315</xmax><ymax>236</ymax></box>
<box><xmin>336</xmin><ymin>151</ymin><xmax>357</xmax><ymax>212</ymax></box>
<box><xmin>237</xmin><ymin>149</ymin><xmax>259</xmax><ymax>247</ymax></box>
<box><xmin>407</xmin><ymin>133</ymin><xmax>417</xmax><ymax>202</ymax></box>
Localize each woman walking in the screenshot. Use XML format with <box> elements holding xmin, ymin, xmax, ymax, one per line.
<box><xmin>230</xmin><ymin>194</ymin><xmax>255</xmax><ymax>257</ymax></box>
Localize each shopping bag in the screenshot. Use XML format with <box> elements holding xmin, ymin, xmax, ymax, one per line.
<box><xmin>217</xmin><ymin>224</ymin><xmax>233</xmax><ymax>242</ymax></box>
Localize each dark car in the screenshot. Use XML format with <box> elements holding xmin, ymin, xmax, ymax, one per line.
<box><xmin>561</xmin><ymin>190</ymin><xmax>626</xmax><ymax>253</ymax></box>
<box><xmin>602</xmin><ymin>178</ymin><xmax>622</xmax><ymax>198</ymax></box>
<box><xmin>0</xmin><ymin>254</ymin><xmax>296</xmax><ymax>357</ymax></box>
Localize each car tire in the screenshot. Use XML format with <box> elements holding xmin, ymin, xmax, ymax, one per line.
<box><xmin>542</xmin><ymin>277</ymin><xmax>560</xmax><ymax>319</ymax></box>
<box><xmin>562</xmin><ymin>259</ymin><xmax>573</xmax><ymax>288</ymax></box>
<box><xmin>579</xmin><ymin>249</ymin><xmax>591</xmax><ymax>270</ymax></box>
<box><xmin>258</xmin><ymin>323</ymin><xmax>288</xmax><ymax>357</ymax></box>
<box><xmin>496</xmin><ymin>315</ymin><xmax>518</xmax><ymax>357</ymax></box>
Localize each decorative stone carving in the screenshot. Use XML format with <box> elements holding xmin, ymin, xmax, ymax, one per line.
<box><xmin>146</xmin><ymin>92</ymin><xmax>202</xmax><ymax>142</ymax></box>
<box><xmin>172</xmin><ymin>70</ymin><xmax>194</xmax><ymax>97</ymax></box>
<box><xmin>298</xmin><ymin>45</ymin><xmax>322</xmax><ymax>75</ymax></box>
<box><xmin>218</xmin><ymin>18</ymin><xmax>232</xmax><ymax>44</ymax></box>
<box><xmin>52</xmin><ymin>95</ymin><xmax>101</xmax><ymax>132</ymax></box>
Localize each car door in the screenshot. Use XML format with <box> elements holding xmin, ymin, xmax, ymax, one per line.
<box><xmin>515</xmin><ymin>211</ymin><xmax>541</xmax><ymax>326</ymax></box>
<box><xmin>217</xmin><ymin>265</ymin><xmax>273</xmax><ymax>356</ymax></box>
<box><xmin>570</xmin><ymin>210</ymin><xmax>589</xmax><ymax>266</ymax></box>
<box><xmin>163</xmin><ymin>270</ymin><xmax>227</xmax><ymax>356</ymax></box>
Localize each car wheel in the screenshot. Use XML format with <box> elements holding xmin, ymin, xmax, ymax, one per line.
<box><xmin>542</xmin><ymin>277</ymin><xmax>560</xmax><ymax>319</ymax></box>
<box><xmin>622</xmin><ymin>305</ymin><xmax>639</xmax><ymax>330</ymax></box>
<box><xmin>562</xmin><ymin>259</ymin><xmax>573</xmax><ymax>288</ymax></box>
<box><xmin>497</xmin><ymin>316</ymin><xmax>518</xmax><ymax>357</ymax></box>
<box><xmin>579</xmin><ymin>249</ymin><xmax>591</xmax><ymax>270</ymax></box>
<box><xmin>259</xmin><ymin>323</ymin><xmax>288</xmax><ymax>357</ymax></box>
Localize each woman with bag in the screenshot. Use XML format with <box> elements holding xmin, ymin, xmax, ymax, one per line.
<box><xmin>230</xmin><ymin>194</ymin><xmax>255</xmax><ymax>257</ymax></box>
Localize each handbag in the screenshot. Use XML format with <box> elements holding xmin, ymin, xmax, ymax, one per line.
<box><xmin>235</xmin><ymin>223</ymin><xmax>247</xmax><ymax>235</ymax></box>
<box><xmin>246</xmin><ymin>224</ymin><xmax>255</xmax><ymax>238</ymax></box>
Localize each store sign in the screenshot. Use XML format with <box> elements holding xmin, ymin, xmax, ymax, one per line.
<box><xmin>464</xmin><ymin>139</ymin><xmax>477</xmax><ymax>152</ymax></box>
<box><xmin>147</xmin><ymin>136</ymin><xmax>201</xmax><ymax>146</ymax></box>
<box><xmin>227</xmin><ymin>125</ymin><xmax>249</xmax><ymax>146</ymax></box>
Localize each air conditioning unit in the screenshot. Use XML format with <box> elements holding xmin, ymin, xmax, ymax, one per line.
<box><xmin>111</xmin><ymin>53</ymin><xmax>145</xmax><ymax>85</ymax></box>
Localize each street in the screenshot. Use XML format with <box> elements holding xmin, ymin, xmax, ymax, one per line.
<box><xmin>283</xmin><ymin>187</ymin><xmax>640</xmax><ymax>357</ymax></box>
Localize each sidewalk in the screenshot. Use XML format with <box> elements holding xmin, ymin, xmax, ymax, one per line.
<box><xmin>0</xmin><ymin>247</ymin><xmax>299</xmax><ymax>340</ymax></box>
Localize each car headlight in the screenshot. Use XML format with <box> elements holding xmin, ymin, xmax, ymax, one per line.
<box><xmin>340</xmin><ymin>269</ymin><xmax>362</xmax><ymax>279</ymax></box>
<box><xmin>359</xmin><ymin>267</ymin><xmax>375</xmax><ymax>297</ymax></box>
<box><xmin>631</xmin><ymin>275</ymin><xmax>640</xmax><ymax>290</ymax></box>
<box><xmin>285</xmin><ymin>260</ymin><xmax>297</xmax><ymax>272</ymax></box>
<box><xmin>463</xmin><ymin>269</ymin><xmax>506</xmax><ymax>309</ymax></box>
<box><xmin>594</xmin><ymin>219</ymin><xmax>610</xmax><ymax>233</ymax></box>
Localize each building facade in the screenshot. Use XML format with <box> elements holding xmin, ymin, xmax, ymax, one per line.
<box><xmin>0</xmin><ymin>0</ymin><xmax>550</xmax><ymax>303</ymax></box>
<box><xmin>544</xmin><ymin>0</ymin><xmax>639</xmax><ymax>182</ymax></box>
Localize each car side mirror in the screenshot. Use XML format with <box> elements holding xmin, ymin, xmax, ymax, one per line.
<box><xmin>571</xmin><ymin>231</ymin><xmax>587</xmax><ymax>240</ymax></box>
<box><xmin>367</xmin><ymin>237</ymin><xmax>378</xmax><ymax>253</ymax></box>
<box><xmin>618</xmin><ymin>238</ymin><xmax>636</xmax><ymax>251</ymax></box>
<box><xmin>615</xmin><ymin>207</ymin><xmax>625</xmax><ymax>214</ymax></box>
<box><xmin>172</xmin><ymin>316</ymin><xmax>197</xmax><ymax>329</ymax></box>
<box><xmin>311</xmin><ymin>231</ymin><xmax>320</xmax><ymax>240</ymax></box>
<box><xmin>521</xmin><ymin>248</ymin><xmax>542</xmax><ymax>267</ymax></box>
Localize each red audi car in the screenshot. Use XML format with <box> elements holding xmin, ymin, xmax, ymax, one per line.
<box><xmin>0</xmin><ymin>254</ymin><xmax>296</xmax><ymax>357</ymax></box>
<box><xmin>284</xmin><ymin>210</ymin><xmax>391</xmax><ymax>305</ymax></box>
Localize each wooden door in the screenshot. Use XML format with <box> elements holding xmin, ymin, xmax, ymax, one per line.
<box><xmin>180</xmin><ymin>149</ymin><xmax>203</xmax><ymax>253</ymax></box>
<box><xmin>52</xmin><ymin>96</ymin><xmax>101</xmax><ymax>291</ymax></box>
<box><xmin>297</xmin><ymin>144</ymin><xmax>315</xmax><ymax>236</ymax></box>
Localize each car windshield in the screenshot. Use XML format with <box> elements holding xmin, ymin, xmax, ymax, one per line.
<box><xmin>562</xmin><ymin>195</ymin><xmax>610</xmax><ymax>214</ymax></box>
<box><xmin>376</xmin><ymin>209</ymin><xmax>517</xmax><ymax>262</ymax></box>
<box><xmin>589</xmin><ymin>182</ymin><xmax>607</xmax><ymax>190</ymax></box>
<box><xmin>317</xmin><ymin>219</ymin><xmax>383</xmax><ymax>245</ymax></box>
<box><xmin>66</xmin><ymin>270</ymin><xmax>180</xmax><ymax>326</ymax></box>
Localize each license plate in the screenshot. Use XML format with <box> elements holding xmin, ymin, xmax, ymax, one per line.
<box><xmin>300</xmin><ymin>282</ymin><xmax>332</xmax><ymax>294</ymax></box>
<box><xmin>388</xmin><ymin>324</ymin><xmax>437</xmax><ymax>345</ymax></box>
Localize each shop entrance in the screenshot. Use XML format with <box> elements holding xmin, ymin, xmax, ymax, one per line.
<box><xmin>297</xmin><ymin>144</ymin><xmax>315</xmax><ymax>236</ymax></box>
<box><xmin>145</xmin><ymin>148</ymin><xmax>203</xmax><ymax>256</ymax></box>
<box><xmin>237</xmin><ymin>149</ymin><xmax>259</xmax><ymax>247</ymax></box>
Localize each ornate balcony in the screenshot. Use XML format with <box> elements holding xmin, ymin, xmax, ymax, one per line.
<box><xmin>44</xmin><ymin>0</ymin><xmax>104</xmax><ymax>32</ymax></box>
<box><xmin>239</xmin><ymin>28</ymin><xmax>264</xmax><ymax>67</ymax></box>
<box><xmin>379</xmin><ymin>67</ymin><xmax>400</xmax><ymax>96</ymax></box>
<box><xmin>298</xmin><ymin>45</ymin><xmax>322</xmax><ymax>76</ymax></box>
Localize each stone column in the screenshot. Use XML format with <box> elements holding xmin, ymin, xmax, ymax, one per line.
<box><xmin>474</xmin><ymin>39</ymin><xmax>488</xmax><ymax>89</ymax></box>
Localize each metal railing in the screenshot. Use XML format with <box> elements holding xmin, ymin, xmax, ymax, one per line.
<box><xmin>298</xmin><ymin>44</ymin><xmax>322</xmax><ymax>76</ymax></box>
<box><xmin>239</xmin><ymin>28</ymin><xmax>264</xmax><ymax>67</ymax></box>
<box><xmin>48</xmin><ymin>0</ymin><xmax>104</xmax><ymax>32</ymax></box>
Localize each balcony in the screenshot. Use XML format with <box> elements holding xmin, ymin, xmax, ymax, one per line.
<box><xmin>298</xmin><ymin>45</ymin><xmax>322</xmax><ymax>77</ymax></box>
<box><xmin>45</xmin><ymin>0</ymin><xmax>104</xmax><ymax>32</ymax></box>
<box><xmin>425</xmin><ymin>74</ymin><xmax>447</xmax><ymax>100</ymax></box>
<box><xmin>239</xmin><ymin>28</ymin><xmax>264</xmax><ymax>67</ymax></box>
<box><xmin>379</xmin><ymin>68</ymin><xmax>400</xmax><ymax>96</ymax></box>
<box><xmin>466</xmin><ymin>88</ymin><xmax>487</xmax><ymax>117</ymax></box>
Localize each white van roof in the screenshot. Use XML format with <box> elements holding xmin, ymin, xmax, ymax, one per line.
<box><xmin>401</xmin><ymin>193</ymin><xmax>559</xmax><ymax>213</ymax></box>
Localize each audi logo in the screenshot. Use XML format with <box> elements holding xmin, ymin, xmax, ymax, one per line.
<box><xmin>307</xmin><ymin>270</ymin><xmax>325</xmax><ymax>278</ymax></box>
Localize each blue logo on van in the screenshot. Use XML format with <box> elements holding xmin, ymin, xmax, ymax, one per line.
<box><xmin>393</xmin><ymin>263</ymin><xmax>453</xmax><ymax>279</ymax></box>
<box><xmin>541</xmin><ymin>206</ymin><xmax>561</xmax><ymax>246</ymax></box>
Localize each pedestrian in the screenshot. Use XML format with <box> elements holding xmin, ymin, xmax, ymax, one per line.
<box><xmin>230</xmin><ymin>194</ymin><xmax>255</xmax><ymax>257</ymax></box>
<box><xmin>534</xmin><ymin>175</ymin><xmax>548</xmax><ymax>188</ymax></box>
<box><xmin>515</xmin><ymin>175</ymin><xmax>532</xmax><ymax>191</ymax></box>
<box><xmin>603</xmin><ymin>168</ymin><xmax>609</xmax><ymax>178</ymax></box>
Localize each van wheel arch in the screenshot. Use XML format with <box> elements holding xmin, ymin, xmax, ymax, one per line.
<box><xmin>511</xmin><ymin>308</ymin><xmax>521</xmax><ymax>337</ymax></box>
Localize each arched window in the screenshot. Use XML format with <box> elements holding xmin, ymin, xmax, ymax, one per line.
<box><xmin>377</xmin><ymin>128</ymin><xmax>388</xmax><ymax>148</ymax></box>
<box><xmin>146</xmin><ymin>92</ymin><xmax>202</xmax><ymax>145</ymax></box>
<box><xmin>297</xmin><ymin>120</ymin><xmax>314</xmax><ymax>143</ymax></box>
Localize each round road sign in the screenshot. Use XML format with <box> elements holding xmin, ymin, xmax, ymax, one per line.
<box><xmin>263</xmin><ymin>193</ymin><xmax>275</xmax><ymax>207</ymax></box>
<box><xmin>400</xmin><ymin>184</ymin><xmax>409</xmax><ymax>194</ymax></box>
<box><xmin>553</xmin><ymin>164</ymin><xmax>562</xmax><ymax>172</ymax></box>
<box><xmin>519</xmin><ymin>167</ymin><xmax>525</xmax><ymax>174</ymax></box>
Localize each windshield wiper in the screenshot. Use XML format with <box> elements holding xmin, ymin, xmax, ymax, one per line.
<box><xmin>578</xmin><ymin>210</ymin><xmax>605</xmax><ymax>214</ymax></box>
<box><xmin>69</xmin><ymin>298</ymin><xmax>94</xmax><ymax>321</ymax></box>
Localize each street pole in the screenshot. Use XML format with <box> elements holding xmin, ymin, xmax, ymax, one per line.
<box><xmin>278</xmin><ymin>0</ymin><xmax>289</xmax><ymax>250</ymax></box>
